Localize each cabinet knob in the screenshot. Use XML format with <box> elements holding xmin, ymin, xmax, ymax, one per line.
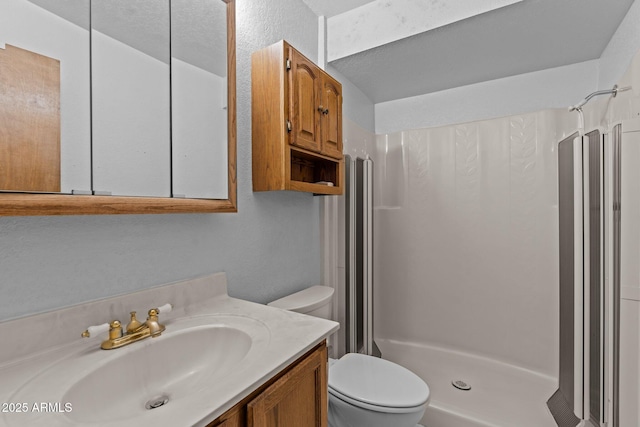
<box><xmin>318</xmin><ymin>106</ymin><xmax>329</xmax><ymax>115</ymax></box>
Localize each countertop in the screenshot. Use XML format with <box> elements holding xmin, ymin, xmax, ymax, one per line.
<box><xmin>0</xmin><ymin>273</ymin><xmax>338</xmax><ymax>427</ymax></box>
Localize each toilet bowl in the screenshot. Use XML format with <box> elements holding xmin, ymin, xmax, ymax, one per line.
<box><xmin>268</xmin><ymin>286</ymin><xmax>430</xmax><ymax>427</ymax></box>
<box><xmin>328</xmin><ymin>352</ymin><xmax>429</xmax><ymax>427</ymax></box>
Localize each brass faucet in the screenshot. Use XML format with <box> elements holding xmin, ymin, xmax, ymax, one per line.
<box><xmin>82</xmin><ymin>307</ymin><xmax>168</xmax><ymax>350</ymax></box>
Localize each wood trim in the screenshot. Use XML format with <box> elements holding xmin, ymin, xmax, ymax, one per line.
<box><xmin>0</xmin><ymin>0</ymin><xmax>237</xmax><ymax>216</ymax></box>
<box><xmin>251</xmin><ymin>41</ymin><xmax>287</xmax><ymax>192</ymax></box>
<box><xmin>0</xmin><ymin>193</ymin><xmax>236</xmax><ymax>216</ymax></box>
<box><xmin>226</xmin><ymin>0</ymin><xmax>237</xmax><ymax>210</ymax></box>
<box><xmin>288</xmin><ymin>181</ymin><xmax>342</xmax><ymax>195</ymax></box>
<box><xmin>290</xmin><ymin>145</ymin><xmax>342</xmax><ymax>163</ymax></box>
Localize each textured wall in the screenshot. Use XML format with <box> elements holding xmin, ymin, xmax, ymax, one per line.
<box><xmin>0</xmin><ymin>0</ymin><xmax>329</xmax><ymax>322</ymax></box>
<box><xmin>598</xmin><ymin>0</ymin><xmax>640</xmax><ymax>90</ymax></box>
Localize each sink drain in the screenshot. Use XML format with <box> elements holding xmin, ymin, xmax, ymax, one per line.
<box><xmin>452</xmin><ymin>380</ymin><xmax>472</xmax><ymax>391</ymax></box>
<box><xmin>145</xmin><ymin>394</ymin><xmax>169</xmax><ymax>410</ymax></box>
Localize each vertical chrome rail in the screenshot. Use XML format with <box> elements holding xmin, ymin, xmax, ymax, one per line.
<box><xmin>611</xmin><ymin>124</ymin><xmax>622</xmax><ymax>427</ymax></box>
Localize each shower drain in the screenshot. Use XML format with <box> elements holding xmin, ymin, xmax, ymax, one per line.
<box><xmin>452</xmin><ymin>380</ymin><xmax>472</xmax><ymax>391</ymax></box>
<box><xmin>145</xmin><ymin>394</ymin><xmax>170</xmax><ymax>410</ymax></box>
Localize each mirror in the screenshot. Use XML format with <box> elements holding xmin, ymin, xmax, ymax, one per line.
<box><xmin>0</xmin><ymin>0</ymin><xmax>236</xmax><ymax>214</ymax></box>
<box><xmin>0</xmin><ymin>0</ymin><xmax>91</xmax><ymax>194</ymax></box>
<box><xmin>171</xmin><ymin>0</ymin><xmax>228</xmax><ymax>199</ymax></box>
<box><xmin>92</xmin><ymin>0</ymin><xmax>172</xmax><ymax>198</ymax></box>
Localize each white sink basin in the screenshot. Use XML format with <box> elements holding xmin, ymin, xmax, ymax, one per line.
<box><xmin>5</xmin><ymin>315</ymin><xmax>270</xmax><ymax>426</ymax></box>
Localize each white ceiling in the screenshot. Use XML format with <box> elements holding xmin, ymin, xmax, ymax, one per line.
<box><xmin>303</xmin><ymin>0</ymin><xmax>635</xmax><ymax>103</ymax></box>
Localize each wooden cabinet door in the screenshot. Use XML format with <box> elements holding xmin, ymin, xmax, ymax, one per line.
<box><xmin>320</xmin><ymin>74</ymin><xmax>342</xmax><ymax>160</ymax></box>
<box><xmin>247</xmin><ymin>345</ymin><xmax>327</xmax><ymax>427</ymax></box>
<box><xmin>217</xmin><ymin>411</ymin><xmax>242</xmax><ymax>427</ymax></box>
<box><xmin>289</xmin><ymin>50</ymin><xmax>322</xmax><ymax>153</ymax></box>
<box><xmin>0</xmin><ymin>44</ymin><xmax>60</xmax><ymax>192</ymax></box>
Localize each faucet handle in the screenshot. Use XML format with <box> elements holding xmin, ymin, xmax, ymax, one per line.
<box><xmin>81</xmin><ymin>323</ymin><xmax>109</xmax><ymax>338</ymax></box>
<box><xmin>157</xmin><ymin>303</ymin><xmax>172</xmax><ymax>314</ymax></box>
<box><xmin>108</xmin><ymin>320</ymin><xmax>123</xmax><ymax>340</ymax></box>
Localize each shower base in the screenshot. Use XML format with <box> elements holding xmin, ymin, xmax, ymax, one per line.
<box><xmin>376</xmin><ymin>339</ymin><xmax>557</xmax><ymax>427</ymax></box>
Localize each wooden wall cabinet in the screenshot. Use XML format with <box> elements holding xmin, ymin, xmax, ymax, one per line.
<box><xmin>252</xmin><ymin>41</ymin><xmax>343</xmax><ymax>195</ymax></box>
<box><xmin>207</xmin><ymin>342</ymin><xmax>328</xmax><ymax>427</ymax></box>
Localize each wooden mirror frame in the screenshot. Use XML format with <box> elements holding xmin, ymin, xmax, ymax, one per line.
<box><xmin>0</xmin><ymin>0</ymin><xmax>236</xmax><ymax>216</ymax></box>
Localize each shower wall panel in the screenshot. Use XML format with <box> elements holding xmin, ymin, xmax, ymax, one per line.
<box><xmin>617</xmin><ymin>121</ymin><xmax>640</xmax><ymax>427</ymax></box>
<box><xmin>374</xmin><ymin>110</ymin><xmax>561</xmax><ymax>376</ymax></box>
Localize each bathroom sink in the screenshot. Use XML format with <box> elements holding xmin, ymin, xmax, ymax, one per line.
<box><xmin>5</xmin><ymin>315</ymin><xmax>270</xmax><ymax>426</ymax></box>
<box><xmin>65</xmin><ymin>323</ymin><xmax>252</xmax><ymax>423</ymax></box>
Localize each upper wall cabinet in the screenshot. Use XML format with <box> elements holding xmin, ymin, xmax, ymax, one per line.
<box><xmin>0</xmin><ymin>0</ymin><xmax>236</xmax><ymax>215</ymax></box>
<box><xmin>252</xmin><ymin>40</ymin><xmax>343</xmax><ymax>195</ymax></box>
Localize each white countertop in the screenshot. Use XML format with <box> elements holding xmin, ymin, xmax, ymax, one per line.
<box><xmin>0</xmin><ymin>273</ymin><xmax>338</xmax><ymax>427</ymax></box>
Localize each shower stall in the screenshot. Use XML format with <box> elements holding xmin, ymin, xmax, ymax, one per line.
<box><xmin>370</xmin><ymin>110</ymin><xmax>560</xmax><ymax>427</ymax></box>
<box><xmin>360</xmin><ymin>109</ymin><xmax>640</xmax><ymax>426</ymax></box>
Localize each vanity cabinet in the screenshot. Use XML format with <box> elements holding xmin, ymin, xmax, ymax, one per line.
<box><xmin>207</xmin><ymin>342</ymin><xmax>328</xmax><ymax>427</ymax></box>
<box><xmin>252</xmin><ymin>41</ymin><xmax>343</xmax><ymax>195</ymax></box>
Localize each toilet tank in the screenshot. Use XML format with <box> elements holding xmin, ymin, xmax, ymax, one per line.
<box><xmin>267</xmin><ymin>285</ymin><xmax>334</xmax><ymax>320</ymax></box>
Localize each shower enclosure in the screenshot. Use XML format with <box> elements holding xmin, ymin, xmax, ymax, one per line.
<box><xmin>343</xmin><ymin>155</ymin><xmax>380</xmax><ymax>357</ymax></box>
<box><xmin>551</xmin><ymin>119</ymin><xmax>640</xmax><ymax>427</ymax></box>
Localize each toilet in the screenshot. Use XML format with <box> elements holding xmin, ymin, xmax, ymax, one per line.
<box><xmin>268</xmin><ymin>286</ymin><xmax>430</xmax><ymax>427</ymax></box>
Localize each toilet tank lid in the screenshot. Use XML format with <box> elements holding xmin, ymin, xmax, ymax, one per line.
<box><xmin>267</xmin><ymin>285</ymin><xmax>334</xmax><ymax>314</ymax></box>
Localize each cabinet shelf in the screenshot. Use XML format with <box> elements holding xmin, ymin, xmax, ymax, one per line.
<box><xmin>290</xmin><ymin>147</ymin><xmax>342</xmax><ymax>194</ymax></box>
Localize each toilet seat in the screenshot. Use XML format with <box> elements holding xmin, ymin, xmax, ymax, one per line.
<box><xmin>329</xmin><ymin>387</ymin><xmax>424</xmax><ymax>414</ymax></box>
<box><xmin>328</xmin><ymin>353</ymin><xmax>430</xmax><ymax>413</ymax></box>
